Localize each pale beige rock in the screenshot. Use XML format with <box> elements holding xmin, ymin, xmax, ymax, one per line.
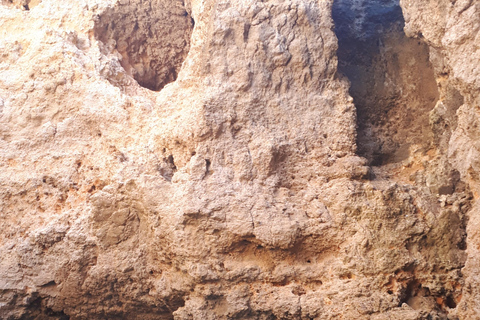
<box><xmin>0</xmin><ymin>0</ymin><xmax>478</xmax><ymax>319</ymax></box>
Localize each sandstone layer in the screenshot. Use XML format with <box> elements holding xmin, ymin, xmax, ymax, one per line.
<box><xmin>0</xmin><ymin>0</ymin><xmax>478</xmax><ymax>319</ymax></box>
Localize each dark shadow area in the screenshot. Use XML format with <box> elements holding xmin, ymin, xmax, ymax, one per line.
<box><xmin>332</xmin><ymin>0</ymin><xmax>439</xmax><ymax>166</ymax></box>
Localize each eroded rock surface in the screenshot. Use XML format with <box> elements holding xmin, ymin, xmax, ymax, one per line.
<box><xmin>0</xmin><ymin>0</ymin><xmax>478</xmax><ymax>319</ymax></box>
<box><xmin>399</xmin><ymin>1</ymin><xmax>480</xmax><ymax>318</ymax></box>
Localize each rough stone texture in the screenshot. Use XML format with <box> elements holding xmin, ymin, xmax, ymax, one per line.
<box><xmin>400</xmin><ymin>1</ymin><xmax>480</xmax><ymax>318</ymax></box>
<box><xmin>93</xmin><ymin>0</ymin><xmax>194</xmax><ymax>91</ymax></box>
<box><xmin>0</xmin><ymin>0</ymin><xmax>478</xmax><ymax>319</ymax></box>
<box><xmin>334</xmin><ymin>0</ymin><xmax>440</xmax><ymax>168</ymax></box>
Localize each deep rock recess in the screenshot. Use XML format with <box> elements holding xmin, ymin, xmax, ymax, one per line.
<box><xmin>333</xmin><ymin>0</ymin><xmax>439</xmax><ymax>167</ymax></box>
<box><xmin>94</xmin><ymin>0</ymin><xmax>194</xmax><ymax>91</ymax></box>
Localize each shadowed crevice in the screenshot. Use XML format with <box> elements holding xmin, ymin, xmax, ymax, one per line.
<box><xmin>332</xmin><ymin>0</ymin><xmax>439</xmax><ymax>166</ymax></box>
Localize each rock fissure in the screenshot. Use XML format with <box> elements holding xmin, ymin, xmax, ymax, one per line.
<box><xmin>333</xmin><ymin>0</ymin><xmax>439</xmax><ymax>168</ymax></box>
<box><xmin>333</xmin><ymin>0</ymin><xmax>474</xmax><ymax>318</ymax></box>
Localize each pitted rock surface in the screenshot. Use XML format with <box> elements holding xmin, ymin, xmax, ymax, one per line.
<box><xmin>0</xmin><ymin>0</ymin><xmax>479</xmax><ymax>319</ymax></box>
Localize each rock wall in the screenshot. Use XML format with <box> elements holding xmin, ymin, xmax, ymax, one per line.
<box><xmin>0</xmin><ymin>0</ymin><xmax>478</xmax><ymax>319</ymax></box>
<box><xmin>400</xmin><ymin>0</ymin><xmax>480</xmax><ymax>318</ymax></box>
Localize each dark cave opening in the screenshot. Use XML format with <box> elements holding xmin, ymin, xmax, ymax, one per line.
<box><xmin>332</xmin><ymin>0</ymin><xmax>439</xmax><ymax>166</ymax></box>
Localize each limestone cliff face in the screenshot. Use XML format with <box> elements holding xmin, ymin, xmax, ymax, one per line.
<box><xmin>0</xmin><ymin>0</ymin><xmax>478</xmax><ymax>319</ymax></box>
